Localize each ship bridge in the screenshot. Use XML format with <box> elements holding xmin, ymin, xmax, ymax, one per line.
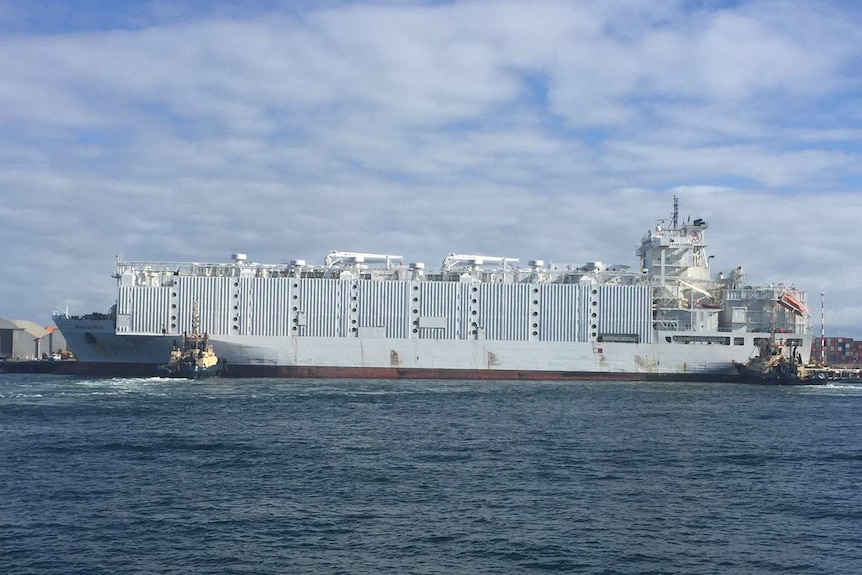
<box><xmin>635</xmin><ymin>198</ymin><xmax>717</xmax><ymax>332</ymax></box>
<box><xmin>637</xmin><ymin>218</ymin><xmax>710</xmax><ymax>285</ymax></box>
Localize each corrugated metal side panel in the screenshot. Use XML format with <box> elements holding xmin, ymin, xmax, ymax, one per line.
<box><xmin>538</xmin><ymin>284</ymin><xmax>585</xmax><ymax>342</ymax></box>
<box><xmin>479</xmin><ymin>283</ymin><xmax>530</xmax><ymax>341</ymax></box>
<box><xmin>417</xmin><ymin>282</ymin><xmax>470</xmax><ymax>340</ymax></box>
<box><xmin>175</xmin><ymin>277</ymin><xmax>232</xmax><ymax>336</ymax></box>
<box><xmin>300</xmin><ymin>279</ymin><xmax>348</xmax><ymax>337</ymax></box>
<box><xmin>418</xmin><ymin>282</ymin><xmax>450</xmax><ymax>340</ymax></box>
<box><xmin>117</xmin><ymin>286</ymin><xmax>133</xmax><ymax>316</ymax></box>
<box><xmin>122</xmin><ymin>286</ymin><xmax>171</xmax><ymax>334</ymax></box>
<box><xmin>358</xmin><ymin>281</ymin><xmax>409</xmax><ymax>338</ymax></box>
<box><xmin>598</xmin><ymin>285</ymin><xmax>653</xmax><ymax>343</ymax></box>
<box><xmin>243</xmin><ymin>277</ymin><xmax>291</xmax><ymax>336</ymax></box>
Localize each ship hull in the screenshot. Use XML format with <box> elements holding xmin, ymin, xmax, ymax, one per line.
<box><xmin>53</xmin><ymin>316</ymin><xmax>795</xmax><ymax>381</ymax></box>
<box><xmin>51</xmin><ymin>362</ymin><xmax>738</xmax><ymax>381</ymax></box>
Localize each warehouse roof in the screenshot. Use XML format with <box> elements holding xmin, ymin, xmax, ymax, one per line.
<box><xmin>0</xmin><ymin>319</ymin><xmax>50</xmax><ymax>338</ymax></box>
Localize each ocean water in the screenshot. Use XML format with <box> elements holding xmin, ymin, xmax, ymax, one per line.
<box><xmin>1</xmin><ymin>375</ymin><xmax>861</xmax><ymax>575</ymax></box>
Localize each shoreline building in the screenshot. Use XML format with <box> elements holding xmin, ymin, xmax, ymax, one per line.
<box><xmin>0</xmin><ymin>319</ymin><xmax>67</xmax><ymax>360</ymax></box>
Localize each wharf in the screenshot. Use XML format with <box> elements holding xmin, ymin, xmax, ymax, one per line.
<box><xmin>821</xmin><ymin>367</ymin><xmax>862</xmax><ymax>382</ymax></box>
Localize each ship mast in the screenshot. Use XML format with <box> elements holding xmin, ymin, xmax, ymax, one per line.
<box><xmin>820</xmin><ymin>291</ymin><xmax>826</xmax><ymax>366</ymax></box>
<box><xmin>671</xmin><ymin>195</ymin><xmax>679</xmax><ymax>229</ymax></box>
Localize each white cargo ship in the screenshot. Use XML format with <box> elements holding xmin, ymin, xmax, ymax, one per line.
<box><xmin>53</xmin><ymin>201</ymin><xmax>812</xmax><ymax>380</ymax></box>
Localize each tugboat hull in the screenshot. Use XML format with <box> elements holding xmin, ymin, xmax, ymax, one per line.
<box><xmin>156</xmin><ymin>361</ymin><xmax>223</xmax><ymax>380</ymax></box>
<box><xmin>734</xmin><ymin>363</ymin><xmax>826</xmax><ymax>385</ymax></box>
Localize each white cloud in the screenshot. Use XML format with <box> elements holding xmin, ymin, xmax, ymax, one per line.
<box><xmin>0</xmin><ymin>0</ymin><xmax>861</xmax><ymax>339</ymax></box>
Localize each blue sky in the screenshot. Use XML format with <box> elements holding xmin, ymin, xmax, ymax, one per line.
<box><xmin>2</xmin><ymin>0</ymin><xmax>862</xmax><ymax>337</ymax></box>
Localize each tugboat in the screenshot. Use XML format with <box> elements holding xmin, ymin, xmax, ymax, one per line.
<box><xmin>734</xmin><ymin>335</ymin><xmax>827</xmax><ymax>385</ymax></box>
<box><xmin>156</xmin><ymin>302</ymin><xmax>223</xmax><ymax>379</ymax></box>
<box><xmin>733</xmin><ymin>296</ymin><xmax>827</xmax><ymax>385</ymax></box>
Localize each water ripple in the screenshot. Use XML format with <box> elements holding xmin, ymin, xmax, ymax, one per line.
<box><xmin>1</xmin><ymin>374</ymin><xmax>861</xmax><ymax>574</ymax></box>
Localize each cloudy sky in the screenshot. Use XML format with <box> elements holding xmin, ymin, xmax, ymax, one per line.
<box><xmin>2</xmin><ymin>0</ymin><xmax>861</xmax><ymax>338</ymax></box>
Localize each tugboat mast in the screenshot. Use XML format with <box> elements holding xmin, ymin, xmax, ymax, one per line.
<box><xmin>192</xmin><ymin>300</ymin><xmax>201</xmax><ymax>337</ymax></box>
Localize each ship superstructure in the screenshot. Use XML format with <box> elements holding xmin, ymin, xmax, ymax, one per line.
<box><xmin>53</xmin><ymin>201</ymin><xmax>812</xmax><ymax>380</ymax></box>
